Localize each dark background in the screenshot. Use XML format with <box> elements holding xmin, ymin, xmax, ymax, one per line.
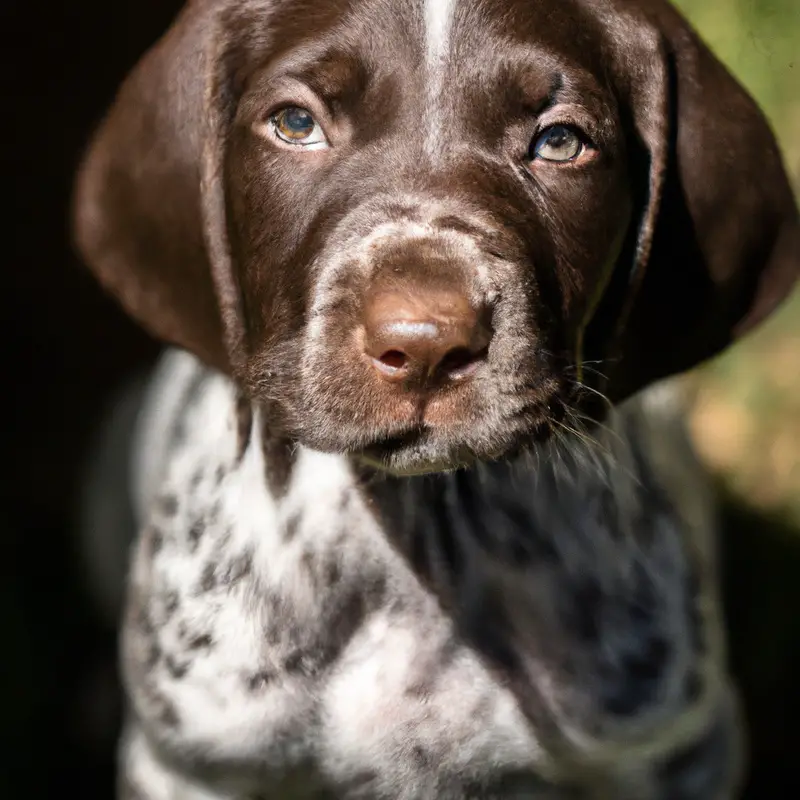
<box><xmin>1</xmin><ymin>1</ymin><xmax>798</xmax><ymax>797</ymax></box>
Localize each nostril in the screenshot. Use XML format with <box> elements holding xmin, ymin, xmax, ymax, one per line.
<box><xmin>378</xmin><ymin>350</ymin><xmax>408</xmax><ymax>370</ymax></box>
<box><xmin>437</xmin><ymin>345</ymin><xmax>488</xmax><ymax>379</ymax></box>
<box><xmin>371</xmin><ymin>348</ymin><xmax>411</xmax><ymax>379</ymax></box>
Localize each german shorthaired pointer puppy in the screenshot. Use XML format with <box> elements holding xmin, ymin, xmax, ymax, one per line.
<box><xmin>73</xmin><ymin>0</ymin><xmax>800</xmax><ymax>797</ymax></box>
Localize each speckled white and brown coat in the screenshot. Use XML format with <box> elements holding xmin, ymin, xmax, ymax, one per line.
<box><xmin>100</xmin><ymin>352</ymin><xmax>740</xmax><ymax>799</ymax></box>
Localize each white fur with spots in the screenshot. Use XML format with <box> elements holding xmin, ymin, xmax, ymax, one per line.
<box><xmin>105</xmin><ymin>349</ymin><xmax>740</xmax><ymax>799</ymax></box>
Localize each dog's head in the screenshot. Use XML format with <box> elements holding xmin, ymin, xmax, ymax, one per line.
<box><xmin>74</xmin><ymin>0</ymin><xmax>799</xmax><ymax>475</ymax></box>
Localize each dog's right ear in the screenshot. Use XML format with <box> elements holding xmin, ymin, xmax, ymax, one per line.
<box><xmin>73</xmin><ymin>2</ymin><xmax>246</xmax><ymax>374</ymax></box>
<box><xmin>595</xmin><ymin>0</ymin><xmax>799</xmax><ymax>400</ymax></box>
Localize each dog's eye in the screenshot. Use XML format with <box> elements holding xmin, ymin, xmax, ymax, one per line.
<box><xmin>531</xmin><ymin>125</ymin><xmax>583</xmax><ymax>162</ymax></box>
<box><xmin>270</xmin><ymin>107</ymin><xmax>328</xmax><ymax>148</ymax></box>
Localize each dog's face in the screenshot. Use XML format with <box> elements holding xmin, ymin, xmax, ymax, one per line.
<box><xmin>74</xmin><ymin>0</ymin><xmax>800</xmax><ymax>474</ymax></box>
<box><xmin>229</xmin><ymin>0</ymin><xmax>633</xmax><ymax>473</ymax></box>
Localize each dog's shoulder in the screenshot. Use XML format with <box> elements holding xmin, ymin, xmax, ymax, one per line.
<box><xmin>130</xmin><ymin>349</ymin><xmax>230</xmax><ymax>522</ymax></box>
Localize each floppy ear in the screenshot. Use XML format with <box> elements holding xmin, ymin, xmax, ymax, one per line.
<box><xmin>596</xmin><ymin>0</ymin><xmax>800</xmax><ymax>401</ymax></box>
<box><xmin>73</xmin><ymin>2</ymin><xmax>245</xmax><ymax>375</ymax></box>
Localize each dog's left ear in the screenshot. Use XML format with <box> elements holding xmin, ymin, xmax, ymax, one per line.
<box><xmin>72</xmin><ymin>2</ymin><xmax>248</xmax><ymax>376</ymax></box>
<box><xmin>598</xmin><ymin>0</ymin><xmax>800</xmax><ymax>400</ymax></box>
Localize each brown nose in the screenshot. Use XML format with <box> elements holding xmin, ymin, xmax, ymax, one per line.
<box><xmin>363</xmin><ymin>288</ymin><xmax>491</xmax><ymax>384</ymax></box>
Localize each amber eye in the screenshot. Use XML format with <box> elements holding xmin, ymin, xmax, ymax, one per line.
<box><xmin>270</xmin><ymin>106</ymin><xmax>328</xmax><ymax>148</ymax></box>
<box><xmin>531</xmin><ymin>125</ymin><xmax>584</xmax><ymax>162</ymax></box>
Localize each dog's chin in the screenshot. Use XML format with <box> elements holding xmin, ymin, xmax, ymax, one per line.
<box><xmin>356</xmin><ymin>453</ymin><xmax>463</xmax><ymax>477</ymax></box>
<box><xmin>348</xmin><ymin>428</ymin><xmax>547</xmax><ymax>478</ymax></box>
<box><xmin>343</xmin><ymin>428</ymin><xmax>469</xmax><ymax>477</ymax></box>
<box><xmin>355</xmin><ymin>448</ymin><xmax>472</xmax><ymax>477</ymax></box>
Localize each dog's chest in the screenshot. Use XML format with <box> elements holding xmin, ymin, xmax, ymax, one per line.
<box><xmin>120</xmin><ymin>355</ymin><xmax>731</xmax><ymax>799</ymax></box>
<box><xmin>123</xmin><ymin>367</ymin><xmax>549</xmax><ymax>796</ymax></box>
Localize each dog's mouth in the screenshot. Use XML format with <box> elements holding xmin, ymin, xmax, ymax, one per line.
<box><xmin>341</xmin><ymin>371</ymin><xmax>612</xmax><ymax>477</ymax></box>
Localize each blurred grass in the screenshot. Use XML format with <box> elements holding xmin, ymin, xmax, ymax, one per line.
<box><xmin>671</xmin><ymin>0</ymin><xmax>800</xmax><ymax>529</ymax></box>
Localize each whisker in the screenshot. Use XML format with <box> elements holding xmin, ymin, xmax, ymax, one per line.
<box><xmin>549</xmin><ymin>418</ymin><xmax>612</xmax><ymax>490</ymax></box>
<box><xmin>568</xmin><ymin>410</ymin><xmax>627</xmax><ymax>450</ymax></box>
<box><xmin>569</xmin><ymin>379</ymin><xmax>614</xmax><ymax>411</ymax></box>
<box><xmin>562</xmin><ymin>358</ymin><xmax>617</xmax><ymax>385</ymax></box>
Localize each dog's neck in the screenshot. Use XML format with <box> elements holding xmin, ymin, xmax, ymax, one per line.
<box><xmin>369</xmin><ymin>413</ymin><xmax>717</xmax><ymax>753</ymax></box>
<box><xmin>361</xmin><ymin>428</ymin><xmax>642</xmax><ymax>589</ymax></box>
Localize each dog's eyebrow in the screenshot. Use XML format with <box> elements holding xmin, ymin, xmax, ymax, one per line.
<box><xmin>514</xmin><ymin>72</ymin><xmax>566</xmax><ymax>116</ymax></box>
<box><xmin>257</xmin><ymin>47</ymin><xmax>367</xmax><ymax>104</ymax></box>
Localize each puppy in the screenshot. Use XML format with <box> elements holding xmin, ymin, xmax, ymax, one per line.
<box><xmin>73</xmin><ymin>0</ymin><xmax>800</xmax><ymax>797</ymax></box>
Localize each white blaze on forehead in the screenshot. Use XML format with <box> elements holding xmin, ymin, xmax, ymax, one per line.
<box><xmin>424</xmin><ymin>0</ymin><xmax>458</xmax><ymax>153</ymax></box>
<box><xmin>425</xmin><ymin>0</ymin><xmax>458</xmax><ymax>62</ymax></box>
